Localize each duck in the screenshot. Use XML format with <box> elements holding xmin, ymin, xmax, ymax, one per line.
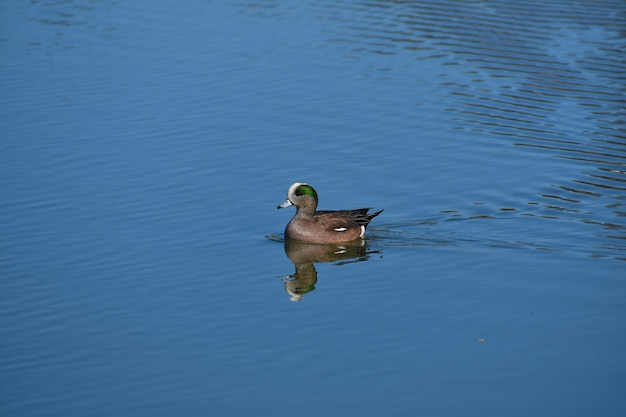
<box><xmin>277</xmin><ymin>182</ymin><xmax>383</xmax><ymax>244</ymax></box>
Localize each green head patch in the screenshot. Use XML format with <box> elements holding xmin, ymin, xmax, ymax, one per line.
<box><xmin>295</xmin><ymin>184</ymin><xmax>318</xmax><ymax>201</ymax></box>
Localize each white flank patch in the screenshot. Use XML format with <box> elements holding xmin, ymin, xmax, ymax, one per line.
<box><xmin>334</xmin><ymin>227</ymin><xmax>348</xmax><ymax>232</ymax></box>
<box><xmin>359</xmin><ymin>225</ymin><xmax>366</xmax><ymax>237</ymax></box>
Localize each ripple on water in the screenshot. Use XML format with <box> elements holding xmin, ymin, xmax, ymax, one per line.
<box><xmin>302</xmin><ymin>0</ymin><xmax>626</xmax><ymax>260</ymax></box>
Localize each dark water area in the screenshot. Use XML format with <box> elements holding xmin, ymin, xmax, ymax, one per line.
<box><xmin>1</xmin><ymin>0</ymin><xmax>625</xmax><ymax>416</ymax></box>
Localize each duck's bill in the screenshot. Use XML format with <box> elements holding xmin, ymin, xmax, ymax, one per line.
<box><xmin>277</xmin><ymin>199</ymin><xmax>293</xmax><ymax>209</ymax></box>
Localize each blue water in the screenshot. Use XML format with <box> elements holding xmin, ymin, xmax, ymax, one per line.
<box><xmin>1</xmin><ymin>0</ymin><xmax>625</xmax><ymax>416</ymax></box>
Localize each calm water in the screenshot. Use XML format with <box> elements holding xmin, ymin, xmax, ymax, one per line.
<box><xmin>1</xmin><ymin>0</ymin><xmax>625</xmax><ymax>416</ymax></box>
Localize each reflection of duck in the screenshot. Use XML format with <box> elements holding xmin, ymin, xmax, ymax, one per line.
<box><xmin>284</xmin><ymin>239</ymin><xmax>371</xmax><ymax>264</ymax></box>
<box><xmin>282</xmin><ymin>240</ymin><xmax>380</xmax><ymax>301</ymax></box>
<box><xmin>283</xmin><ymin>263</ymin><xmax>318</xmax><ymax>302</ymax></box>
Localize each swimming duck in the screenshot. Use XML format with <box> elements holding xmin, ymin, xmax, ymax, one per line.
<box><xmin>277</xmin><ymin>182</ymin><xmax>383</xmax><ymax>244</ymax></box>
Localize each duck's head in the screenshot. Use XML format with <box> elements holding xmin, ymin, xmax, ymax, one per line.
<box><xmin>277</xmin><ymin>182</ymin><xmax>319</xmax><ymax>215</ymax></box>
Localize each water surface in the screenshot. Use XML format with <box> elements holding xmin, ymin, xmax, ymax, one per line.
<box><xmin>1</xmin><ymin>1</ymin><xmax>625</xmax><ymax>416</ymax></box>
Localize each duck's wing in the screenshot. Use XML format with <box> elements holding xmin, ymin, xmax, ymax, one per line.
<box><xmin>316</xmin><ymin>208</ymin><xmax>383</xmax><ymax>227</ymax></box>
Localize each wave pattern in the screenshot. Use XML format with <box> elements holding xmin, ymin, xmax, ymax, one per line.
<box><xmin>239</xmin><ymin>0</ymin><xmax>626</xmax><ymax>259</ymax></box>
